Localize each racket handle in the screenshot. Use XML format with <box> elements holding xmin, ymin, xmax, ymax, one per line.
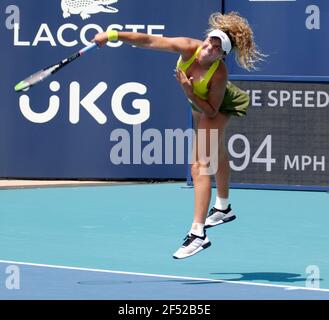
<box><xmin>79</xmin><ymin>43</ymin><xmax>98</xmax><ymax>55</ymax></box>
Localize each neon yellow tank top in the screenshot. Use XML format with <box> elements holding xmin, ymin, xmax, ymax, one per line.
<box><xmin>177</xmin><ymin>46</ymin><xmax>220</xmax><ymax>100</ymax></box>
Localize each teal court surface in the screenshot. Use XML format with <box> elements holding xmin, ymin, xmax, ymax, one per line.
<box><xmin>0</xmin><ymin>182</ymin><xmax>328</xmax><ymax>300</ymax></box>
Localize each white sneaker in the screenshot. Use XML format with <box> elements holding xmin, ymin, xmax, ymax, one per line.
<box><xmin>173</xmin><ymin>233</ymin><xmax>211</xmax><ymax>259</ymax></box>
<box><xmin>205</xmin><ymin>204</ymin><xmax>236</xmax><ymax>229</ymax></box>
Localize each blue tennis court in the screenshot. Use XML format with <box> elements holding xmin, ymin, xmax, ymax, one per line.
<box><xmin>0</xmin><ymin>183</ymin><xmax>328</xmax><ymax>300</ymax></box>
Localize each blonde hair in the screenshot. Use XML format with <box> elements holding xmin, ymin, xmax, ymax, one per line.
<box><xmin>208</xmin><ymin>11</ymin><xmax>266</xmax><ymax>71</ymax></box>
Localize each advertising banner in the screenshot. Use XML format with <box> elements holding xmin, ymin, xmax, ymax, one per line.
<box><xmin>225</xmin><ymin>0</ymin><xmax>329</xmax><ymax>82</ymax></box>
<box><xmin>0</xmin><ymin>0</ymin><xmax>222</xmax><ymax>179</ymax></box>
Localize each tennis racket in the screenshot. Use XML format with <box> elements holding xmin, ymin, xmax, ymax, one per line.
<box><xmin>14</xmin><ymin>43</ymin><xmax>98</xmax><ymax>92</ymax></box>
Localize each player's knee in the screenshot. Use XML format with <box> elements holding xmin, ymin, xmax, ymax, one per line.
<box><xmin>191</xmin><ymin>162</ymin><xmax>201</xmax><ymax>178</ymax></box>
<box><xmin>191</xmin><ymin>161</ymin><xmax>209</xmax><ymax>178</ymax></box>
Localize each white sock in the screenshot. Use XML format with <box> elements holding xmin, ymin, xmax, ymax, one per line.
<box><xmin>214</xmin><ymin>197</ymin><xmax>229</xmax><ymax>211</ymax></box>
<box><xmin>190</xmin><ymin>223</ymin><xmax>204</xmax><ymax>237</ymax></box>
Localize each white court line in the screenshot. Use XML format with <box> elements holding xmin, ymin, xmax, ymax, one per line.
<box><xmin>1</xmin><ymin>259</ymin><xmax>328</xmax><ymax>293</ymax></box>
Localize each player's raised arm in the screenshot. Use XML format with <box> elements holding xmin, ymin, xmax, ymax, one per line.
<box><xmin>92</xmin><ymin>30</ymin><xmax>201</xmax><ymax>61</ymax></box>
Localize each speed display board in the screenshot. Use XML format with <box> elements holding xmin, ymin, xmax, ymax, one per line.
<box><xmin>226</xmin><ymin>81</ymin><xmax>328</xmax><ymax>190</ymax></box>
<box><xmin>220</xmin><ymin>1</ymin><xmax>329</xmax><ymax>190</ymax></box>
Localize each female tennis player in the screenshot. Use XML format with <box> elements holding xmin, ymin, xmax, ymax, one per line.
<box><xmin>92</xmin><ymin>12</ymin><xmax>265</xmax><ymax>259</ymax></box>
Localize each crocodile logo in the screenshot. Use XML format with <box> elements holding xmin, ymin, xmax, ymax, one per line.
<box><xmin>61</xmin><ymin>0</ymin><xmax>119</xmax><ymax>20</ymax></box>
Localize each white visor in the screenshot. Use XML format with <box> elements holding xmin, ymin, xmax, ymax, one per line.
<box><xmin>207</xmin><ymin>29</ymin><xmax>232</xmax><ymax>55</ymax></box>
